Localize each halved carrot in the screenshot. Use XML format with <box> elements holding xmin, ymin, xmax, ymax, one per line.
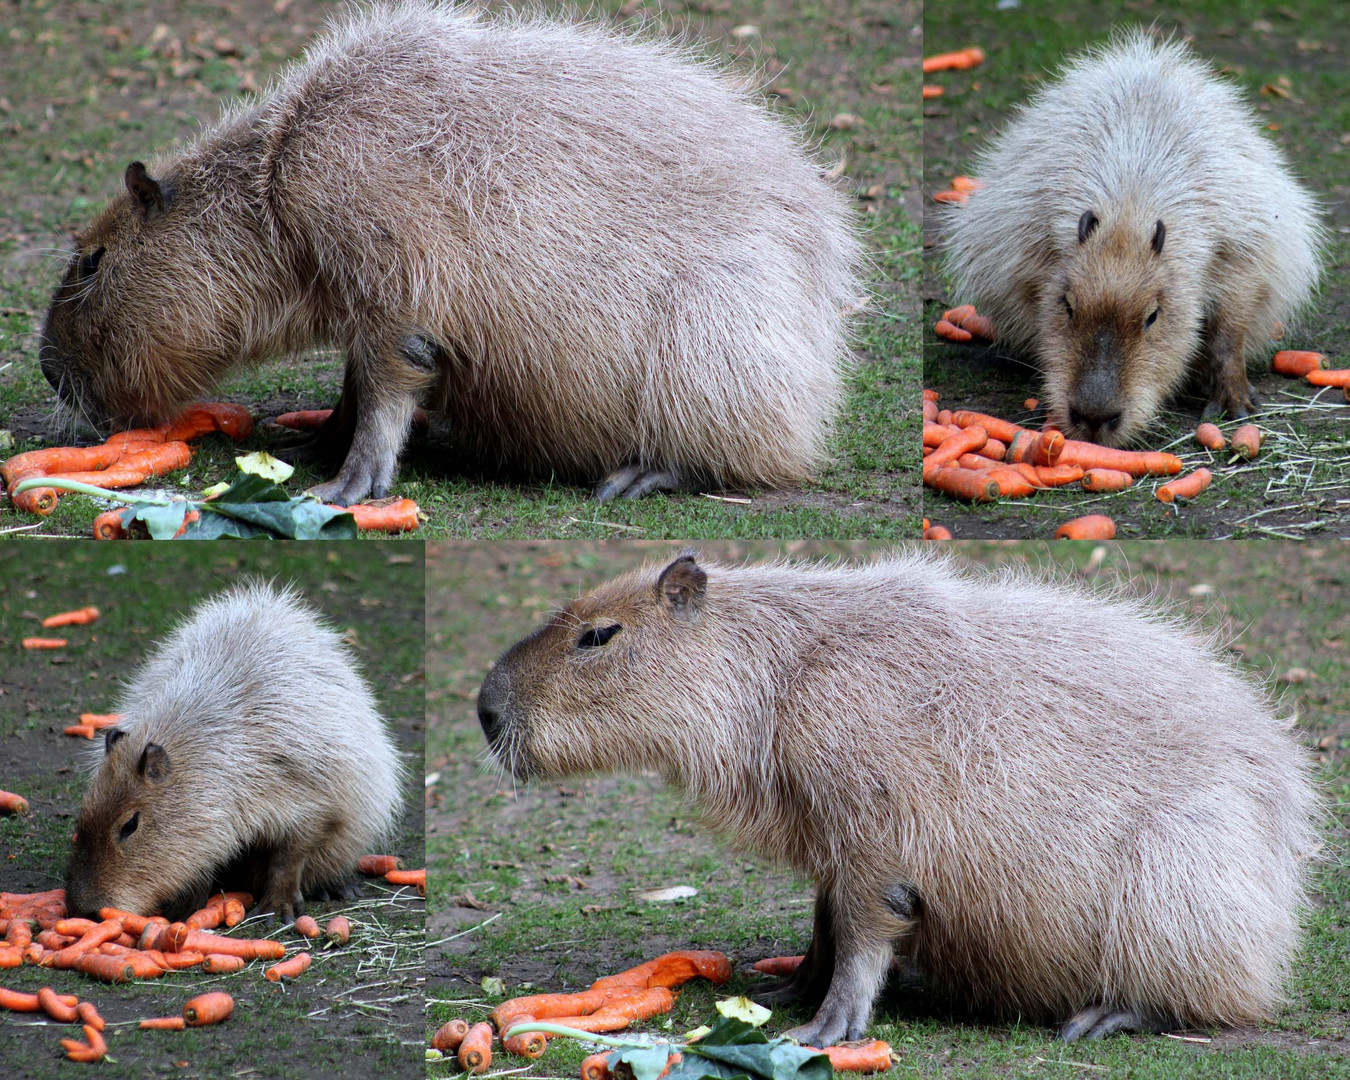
<box><xmin>201</xmin><ymin>953</ymin><xmax>246</xmax><ymax>974</ymax></box>
<box><xmin>1054</xmin><ymin>515</ymin><xmax>1116</xmax><ymax>540</ymax></box>
<box><xmin>1081</xmin><ymin>468</ymin><xmax>1134</xmax><ymax>493</ymax></box>
<box><xmin>1194</xmin><ymin>423</ymin><xmax>1226</xmax><ymax>451</ymax></box>
<box><xmin>357</xmin><ymin>854</ymin><xmax>403</xmax><ymax>876</ymax></box>
<box><xmin>923</xmin><ymin>47</ymin><xmax>985</xmax><ymax>73</ymax></box>
<box><xmin>92</xmin><ymin>509</ymin><xmax>129</xmax><ymax>540</ymax></box>
<box><xmin>753</xmin><ymin>955</ymin><xmax>805</xmax><ymax>976</ymax></box>
<box><xmin>64</xmin><ymin>725</ymin><xmax>96</xmax><ymax>739</ymax></box>
<box><xmin>294</xmin><ymin>915</ymin><xmax>321</xmax><ymax>939</ymax></box>
<box><xmin>324</xmin><ymin>916</ymin><xmax>351</xmax><ymax>946</ymax></box>
<box><xmin>0</xmin><ymin>791</ymin><xmax>29</xmax><ymax>816</ymax></box>
<box><xmin>385</xmin><ymin>868</ymin><xmax>426</xmax><ymax>895</ymax></box>
<box><xmin>934</xmin><ymin>318</ymin><xmax>972</xmax><ymax>341</ymax></box>
<box><xmin>540</xmin><ymin>988</ymin><xmax>676</xmax><ymax>1032</ymax></box>
<box><xmin>503</xmin><ymin>1016</ymin><xmax>547</xmax><ymax>1058</ymax></box>
<box><xmin>37</xmin><ymin>986</ymin><xmax>79</xmax><ymax>1021</ymax></box>
<box><xmin>184</xmin><ymin>991</ymin><xmax>234</xmax><ymax>1026</ymax></box>
<box><xmin>42</xmin><ymin>607</ymin><xmax>100</xmax><ymax>628</ymax></box>
<box><xmin>459</xmin><ymin>1021</ymin><xmax>494</xmax><ymax>1073</ymax></box>
<box><xmin>80</xmin><ymin>714</ymin><xmax>122</xmax><ymax>729</ymax></box>
<box><xmin>582</xmin><ymin>1052</ymin><xmax>613</xmax><ymax>1080</ymax></box>
<box><xmin>1305</xmin><ymin>368</ymin><xmax>1350</xmax><ymax>388</ymax></box>
<box><xmin>1156</xmin><ymin>468</ymin><xmax>1212</xmax><ymax>503</ymax></box>
<box><xmin>431</xmin><ymin>1018</ymin><xmax>470</xmax><ymax>1052</ymax></box>
<box><xmin>22</xmin><ymin>638</ymin><xmax>67</xmax><ymax>650</ymax></box>
<box><xmin>140</xmin><ymin>1016</ymin><xmax>187</xmax><ymax>1030</ymax></box>
<box><xmin>1271</xmin><ymin>351</ymin><xmax>1327</xmax><ymax>377</ymax></box>
<box><xmin>1231</xmin><ymin>424</ymin><xmax>1263</xmax><ymax>460</ymax></box>
<box><xmin>809</xmin><ymin>1040</ymin><xmax>894</xmax><ymax>1073</ymax></box>
<box><xmin>265</xmin><ymin>952</ymin><xmax>312</xmax><ymax>981</ymax></box>
<box><xmin>77</xmin><ymin>1001</ymin><xmax>105</xmax><ymax>1031</ymax></box>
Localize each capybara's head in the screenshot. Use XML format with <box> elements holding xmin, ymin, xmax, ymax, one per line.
<box><xmin>39</xmin><ymin>162</ymin><xmax>241</xmax><ymax>432</ymax></box>
<box><xmin>66</xmin><ymin>724</ymin><xmax>200</xmax><ymax>917</ymax></box>
<box><xmin>1038</xmin><ymin>210</ymin><xmax>1195</xmax><ymax>446</ymax></box>
<box><xmin>479</xmin><ymin>553</ymin><xmax>737</xmax><ymax>781</ymax></box>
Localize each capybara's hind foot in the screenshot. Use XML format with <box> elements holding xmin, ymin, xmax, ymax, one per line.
<box><xmin>1201</xmin><ymin>380</ymin><xmax>1260</xmax><ymax>424</ymax></box>
<box><xmin>304</xmin><ymin>876</ymin><xmax>360</xmax><ymax>902</ymax></box>
<box><xmin>248</xmin><ymin>887</ymin><xmax>304</xmax><ymax>924</ymax></box>
<box><xmin>1059</xmin><ymin>1004</ymin><xmax>1169</xmax><ymax>1041</ymax></box>
<box><xmin>594</xmin><ymin>465</ymin><xmax>686</xmax><ymax>501</ymax></box>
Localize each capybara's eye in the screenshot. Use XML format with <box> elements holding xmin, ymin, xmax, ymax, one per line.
<box><xmin>577</xmin><ymin>624</ymin><xmax>622</xmax><ymax>649</ymax></box>
<box><xmin>1144</xmin><ymin>305</ymin><xmax>1160</xmax><ymax>329</ymax></box>
<box><xmin>118</xmin><ymin>812</ymin><xmax>139</xmax><ymax>842</ymax></box>
<box><xmin>78</xmin><ymin>246</ymin><xmax>105</xmax><ymax>279</ymax></box>
<box><xmin>1061</xmin><ymin>294</ymin><xmax>1074</xmax><ymax>318</ymax></box>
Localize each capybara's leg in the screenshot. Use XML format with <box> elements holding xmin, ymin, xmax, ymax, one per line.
<box><xmin>783</xmin><ymin>890</ymin><xmax>898</xmax><ymax>1046</ymax></box>
<box><xmin>757</xmin><ymin>889</ymin><xmax>836</xmax><ymax>1007</ymax></box>
<box><xmin>250</xmin><ymin>840</ymin><xmax>308</xmax><ymax>923</ymax></box>
<box><xmin>273</xmin><ymin>374</ymin><xmax>359</xmax><ymax>464</ymax></box>
<box><xmin>307</xmin><ymin>338</ymin><xmax>425</xmax><ymax>504</ymax></box>
<box><xmin>1060</xmin><ymin>1004</ymin><xmax>1170</xmax><ymax>1041</ymax></box>
<box><xmin>594</xmin><ymin>464</ymin><xmax>688</xmax><ymax>502</ymax></box>
<box><xmin>1199</xmin><ymin>311</ymin><xmax>1258</xmax><ymax>423</ymax></box>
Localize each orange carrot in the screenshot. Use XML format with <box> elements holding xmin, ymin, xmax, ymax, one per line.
<box><xmin>923</xmin><ymin>47</ymin><xmax>985</xmax><ymax>73</ymax></box>
<box><xmin>324</xmin><ymin>916</ymin><xmax>351</xmax><ymax>946</ymax></box>
<box><xmin>503</xmin><ymin>1017</ymin><xmax>547</xmax><ymax>1059</ymax></box>
<box><xmin>1081</xmin><ymin>468</ymin><xmax>1134</xmax><ymax>493</ymax></box>
<box><xmin>1054</xmin><ymin>515</ymin><xmax>1116</xmax><ymax>541</ymax></box>
<box><xmin>1231</xmin><ymin>424</ymin><xmax>1263</xmax><ymax>460</ymax></box>
<box><xmin>1305</xmin><ymin>368</ymin><xmax>1350</xmax><ymax>388</ymax></box>
<box><xmin>924</xmin><ymin>465</ymin><xmax>999</xmax><ymax>502</ymax></box>
<box><xmin>459</xmin><ymin>1021</ymin><xmax>494</xmax><ymax>1073</ymax></box>
<box><xmin>164</xmin><ymin>402</ymin><xmax>255</xmax><ymax>442</ymax></box>
<box><xmin>1024</xmin><ymin>397</ymin><xmax>1039</xmax><ymax>411</ymax></box>
<box><xmin>975</xmin><ymin>437</ymin><xmax>1007</xmax><ymax>460</ymax></box>
<box><xmin>936</xmin><ymin>408</ymin><xmax>953</xmax><ymax>425</ymax></box>
<box><xmin>80</xmin><ymin>713</ymin><xmax>122</xmax><ymax>729</ymax></box>
<box><xmin>77</xmin><ymin>1001</ymin><xmax>105</xmax><ymax>1031</ymax></box>
<box><xmin>984</xmin><ymin>466</ymin><xmax>1036</xmax><ymax>498</ymax></box>
<box><xmin>273</xmin><ymin>409</ymin><xmax>333</xmax><ymax>430</ymax></box>
<box><xmin>294</xmin><ymin>915</ymin><xmax>321</xmax><ymax>939</ymax></box>
<box><xmin>0</xmin><ymin>987</ymin><xmax>76</xmax><ymax>1011</ymax></box>
<box><xmin>265</xmin><ymin>952</ymin><xmax>312</xmax><ymax>981</ymax></box>
<box><xmin>942</xmin><ymin>306</ymin><xmax>976</xmax><ymax>325</ymax></box>
<box><xmin>491</xmin><ymin>988</ymin><xmax>621</xmax><ymax>1030</ymax></box>
<box><xmin>223</xmin><ymin>898</ymin><xmax>246</xmax><ymax>927</ymax></box>
<box><xmin>926</xmin><ymin>426</ymin><xmax>988</xmax><ymax>470</ymax></box>
<box><xmin>38</xmin><ymin>986</ymin><xmax>79</xmax><ymax>1022</ymax></box>
<box><xmin>0</xmin><ymin>791</ymin><xmax>29</xmax><ymax>816</ymax></box>
<box><xmin>1032</xmin><ymin>464</ymin><xmax>1085</xmax><ymax>488</ymax></box>
<box><xmin>581</xmin><ymin>1052</ymin><xmax>613</xmax><ymax>1080</ymax></box>
<box><xmin>3</xmin><ymin>444</ymin><xmax>123</xmax><ymax>487</ymax></box>
<box><xmin>71</xmin><ymin>954</ymin><xmax>135</xmax><ymax>982</ymax></box>
<box><xmin>948</xmin><ymin>410</ymin><xmax>1028</xmax><ymax>444</ymax></box>
<box><xmin>1156</xmin><ymin>468</ymin><xmax>1212</xmax><ymax>503</ymax></box>
<box><xmin>432</xmin><ymin>1018</ymin><xmax>470</xmax><ymax>1051</ymax></box>
<box><xmin>174</xmin><ymin>931</ymin><xmax>284</xmax><ymax>960</ymax></box>
<box><xmin>808</xmin><ymin>1040</ymin><xmax>894</xmax><ymax>1073</ymax></box>
<box><xmin>385</xmin><ymin>868</ymin><xmax>426</xmax><ymax>895</ymax></box>
<box><xmin>923</xmin><ymin>525</ymin><xmax>954</xmax><ymax>540</ymax></box>
<box><xmin>140</xmin><ymin>1016</ymin><xmax>187</xmax><ymax>1030</ymax></box>
<box><xmin>185</xmin><ymin>904</ymin><xmax>224</xmax><ymax>932</ymax></box>
<box><xmin>42</xmin><ymin>607</ymin><xmax>100</xmax><ymax>628</ymax></box>
<box><xmin>921</xmin><ymin>84</ymin><xmax>943</xmax><ymax>99</ymax></box>
<box><xmin>61</xmin><ymin>1023</ymin><xmax>108</xmax><ymax>1062</ymax></box>
<box><xmin>54</xmin><ymin>919</ymin><xmax>99</xmax><ymax>937</ymax></box>
<box><xmin>753</xmin><ymin>955</ymin><xmax>805</xmax><ymax>976</ymax></box>
<box><xmin>201</xmin><ymin>954</ymin><xmax>246</xmax><ymax>974</ymax></box>
<box><xmin>22</xmin><ymin>638</ymin><xmax>67</xmax><ymax>650</ymax></box>
<box><xmin>64</xmin><ymin>725</ymin><xmax>96</xmax><ymax>739</ymax></box>
<box><xmin>950</xmin><ymin>176</ymin><xmax>982</xmax><ymax>193</ymax></box>
<box><xmin>922</xmin><ymin>389</ymin><xmax>939</xmax><ymax>402</ymax></box>
<box><xmin>1054</xmin><ymin>442</ymin><xmax>1182</xmax><ymax>477</ymax></box>
<box><xmin>0</xmin><ymin>947</ymin><xmax>22</xmax><ymax>968</ymax></box>
<box><xmin>922</xmin><ymin>397</ymin><xmax>937</xmax><ymax>424</ymax></box>
<box><xmin>5</xmin><ymin>921</ymin><xmax>32</xmax><ymax>949</ymax></box>
<box><xmin>934</xmin><ymin>317</ymin><xmax>972</xmax><ymax>341</ymax></box>
<box><xmin>97</xmin><ymin>908</ymin><xmax>158</xmax><ymax>935</ymax></box>
<box><xmin>48</xmin><ymin>918</ymin><xmax>123</xmax><ymax>967</ymax></box>
<box><xmin>331</xmin><ymin>499</ymin><xmax>423</xmax><ymax>534</ymax></box>
<box><xmin>932</xmin><ymin>190</ymin><xmax>968</xmax><ymax>205</ymax></box>
<box><xmin>184</xmin><ymin>991</ymin><xmax>234</xmax><ymax>1026</ymax></box>
<box><xmin>357</xmin><ymin>854</ymin><xmax>403</xmax><ymax>876</ymax></box>
<box><xmin>92</xmin><ymin>509</ymin><xmax>129</xmax><ymax>540</ymax></box>
<box><xmin>1194</xmin><ymin>423</ymin><xmax>1226</xmax><ymax>451</ymax></box>
<box><xmin>541</xmin><ymin>987</ymin><xmax>676</xmax><ymax>1032</ymax></box>
<box><xmin>1271</xmin><ymin>350</ymin><xmax>1327</xmax><ymax>377</ymax></box>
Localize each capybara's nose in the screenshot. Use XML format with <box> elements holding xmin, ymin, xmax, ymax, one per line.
<box><xmin>1068</xmin><ymin>404</ymin><xmax>1123</xmax><ymax>436</ymax></box>
<box><xmin>40</xmin><ymin>352</ymin><xmax>63</xmax><ymax>392</ymax></box>
<box><xmin>476</xmin><ymin>668</ymin><xmax>505</xmax><ymax>741</ymax></box>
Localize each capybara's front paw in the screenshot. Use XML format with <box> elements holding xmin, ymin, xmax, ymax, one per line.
<box><xmin>593</xmin><ymin>465</ymin><xmax>685</xmax><ymax>501</ymax></box>
<box><xmin>308</xmin><ymin>455</ymin><xmax>394</xmax><ymax>505</ymax></box>
<box><xmin>1202</xmin><ymin>377</ymin><xmax>1260</xmax><ymax>424</ymax></box>
<box><xmin>783</xmin><ymin>998</ymin><xmax>869</xmax><ymax>1048</ymax></box>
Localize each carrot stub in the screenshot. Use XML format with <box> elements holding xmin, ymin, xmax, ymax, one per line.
<box><xmin>459</xmin><ymin>1021</ymin><xmax>494</xmax><ymax>1073</ymax></box>
<box><xmin>60</xmin><ymin>1024</ymin><xmax>108</xmax><ymax>1062</ymax></box>
<box><xmin>294</xmin><ymin>915</ymin><xmax>321</xmax><ymax>939</ymax></box>
<box><xmin>184</xmin><ymin>991</ymin><xmax>234</xmax><ymax>1026</ymax></box>
<box><xmin>201</xmin><ymin>953</ymin><xmax>247</xmax><ymax>974</ymax></box>
<box><xmin>37</xmin><ymin>986</ymin><xmax>79</xmax><ymax>1021</ymax></box>
<box><xmin>431</xmin><ymin>1018</ymin><xmax>470</xmax><ymax>1052</ymax></box>
<box><xmin>64</xmin><ymin>725</ymin><xmax>96</xmax><ymax>739</ymax></box>
<box><xmin>1080</xmin><ymin>468</ymin><xmax>1133</xmax><ymax>493</ymax></box>
<box><xmin>92</xmin><ymin>509</ymin><xmax>129</xmax><ymax>540</ymax></box>
<box><xmin>357</xmin><ymin>854</ymin><xmax>403</xmax><ymax>876</ymax></box>
<box><xmin>810</xmin><ymin>1040</ymin><xmax>895</xmax><ymax>1073</ymax></box>
<box><xmin>140</xmin><ymin>1016</ymin><xmax>187</xmax><ymax>1030</ymax></box>
<box><xmin>502</xmin><ymin>1017</ymin><xmax>547</xmax><ymax>1059</ymax></box>
<box><xmin>1231</xmin><ymin>424</ymin><xmax>1263</xmax><ymax>460</ymax></box>
<box><xmin>77</xmin><ymin>1001</ymin><xmax>105</xmax><ymax>1031</ymax></box>
<box><xmin>42</xmin><ymin>607</ymin><xmax>100</xmax><ymax>628</ymax></box>
<box><xmin>1305</xmin><ymin>368</ymin><xmax>1350</xmax><ymax>388</ymax></box>
<box><xmin>385</xmin><ymin>868</ymin><xmax>426</xmax><ymax>895</ymax></box>
<box><xmin>330</xmin><ymin>498</ymin><xmax>423</xmax><ymax>533</ymax></box>
<box><xmin>753</xmin><ymin>955</ymin><xmax>805</xmax><ymax>977</ymax></box>
<box><xmin>324</xmin><ymin>916</ymin><xmax>351</xmax><ymax>946</ymax></box>
<box><xmin>924</xmin><ymin>525</ymin><xmax>954</xmax><ymax>540</ymax></box>
<box><xmin>1194</xmin><ymin>423</ymin><xmax>1226</xmax><ymax>451</ymax></box>
<box><xmin>934</xmin><ymin>317</ymin><xmax>972</xmax><ymax>341</ymax></box>
<box><xmin>265</xmin><ymin>952</ymin><xmax>312</xmax><ymax>981</ymax></box>
<box><xmin>22</xmin><ymin>638</ymin><xmax>67</xmax><ymax>650</ymax></box>
<box><xmin>1054</xmin><ymin>514</ymin><xmax>1116</xmax><ymax>541</ymax></box>
<box><xmin>0</xmin><ymin>791</ymin><xmax>29</xmax><ymax>816</ymax></box>
<box><xmin>922</xmin><ymin>47</ymin><xmax>985</xmax><ymax>73</ymax></box>
<box><xmin>582</xmin><ymin>1052</ymin><xmax>613</xmax><ymax>1080</ymax></box>
<box><xmin>1156</xmin><ymin>468</ymin><xmax>1212</xmax><ymax>503</ymax></box>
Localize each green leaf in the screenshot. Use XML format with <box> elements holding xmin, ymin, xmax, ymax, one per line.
<box><xmin>674</xmin><ymin>1019</ymin><xmax>829</xmax><ymax>1080</ymax></box>
<box><xmin>128</xmin><ymin>501</ymin><xmax>190</xmax><ymax>539</ymax></box>
<box><xmin>614</xmin><ymin>1045</ymin><xmax>676</xmax><ymax>1080</ymax></box>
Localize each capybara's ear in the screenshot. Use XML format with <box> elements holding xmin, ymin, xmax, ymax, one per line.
<box><xmin>138</xmin><ymin>742</ymin><xmax>171</xmax><ymax>781</ymax></box>
<box><xmin>1151</xmin><ymin>219</ymin><xmax>1166</xmax><ymax>255</ymax></box>
<box><xmin>1077</xmin><ymin>209</ymin><xmax>1098</xmax><ymax>244</ymax></box>
<box><xmin>103</xmin><ymin>727</ymin><xmax>127</xmax><ymax>755</ymax></box>
<box><xmin>125</xmin><ymin>161</ymin><xmax>166</xmax><ymax>217</ymax></box>
<box><xmin>657</xmin><ymin>554</ymin><xmax>707</xmax><ymax>616</ymax></box>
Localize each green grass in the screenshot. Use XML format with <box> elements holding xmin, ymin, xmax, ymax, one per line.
<box><xmin>0</xmin><ymin>0</ymin><xmax>920</xmax><ymax>539</ymax></box>
<box><xmin>921</xmin><ymin>0</ymin><xmax>1350</xmax><ymax>538</ymax></box>
<box><xmin>0</xmin><ymin>543</ymin><xmax>426</xmax><ymax>1079</ymax></box>
<box><xmin>425</xmin><ymin>540</ymin><xmax>1350</xmax><ymax>1078</ymax></box>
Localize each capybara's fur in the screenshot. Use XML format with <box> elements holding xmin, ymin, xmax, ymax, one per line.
<box><xmin>39</xmin><ymin>2</ymin><xmax>862</xmax><ymax>503</ymax></box>
<box><xmin>940</xmin><ymin>29</ymin><xmax>1323</xmax><ymax>445</ymax></box>
<box><xmin>477</xmin><ymin>549</ymin><xmax>1318</xmax><ymax>1044</ymax></box>
<box><xmin>67</xmin><ymin>582</ymin><xmax>404</xmax><ymax>921</ymax></box>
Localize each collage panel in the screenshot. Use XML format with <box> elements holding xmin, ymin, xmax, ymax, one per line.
<box><xmin>0</xmin><ymin>542</ymin><xmax>425</xmax><ymax>1077</ymax></box>
<box><xmin>424</xmin><ymin>539</ymin><xmax>1348</xmax><ymax>1078</ymax></box>
<box><xmin>0</xmin><ymin>0</ymin><xmax>920</xmax><ymax>541</ymax></box>
<box><xmin>922</xmin><ymin>2</ymin><xmax>1350</xmax><ymax>538</ymax></box>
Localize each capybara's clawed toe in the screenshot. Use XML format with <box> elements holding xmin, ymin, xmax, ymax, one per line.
<box><xmin>594</xmin><ymin>466</ymin><xmax>684</xmax><ymax>502</ymax></box>
<box><xmin>1060</xmin><ymin>1005</ymin><xmax>1165</xmax><ymax>1042</ymax></box>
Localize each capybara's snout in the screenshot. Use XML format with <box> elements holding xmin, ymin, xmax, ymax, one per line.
<box><xmin>476</xmin><ymin>665</ymin><xmax>509</xmax><ymax>745</ymax></box>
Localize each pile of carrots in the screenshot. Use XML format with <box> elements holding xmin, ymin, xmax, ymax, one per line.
<box><xmin>431</xmin><ymin>951</ymin><xmax>732</xmax><ymax>1073</ymax></box>
<box><xmin>358</xmin><ymin>854</ymin><xmax>426</xmax><ymax>896</ymax></box>
<box><xmin>2</xmin><ymin>402</ymin><xmax>253</xmax><ymax>515</ymax></box>
<box><xmin>1272</xmin><ymin>349</ymin><xmax>1350</xmax><ymax>398</ymax></box>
